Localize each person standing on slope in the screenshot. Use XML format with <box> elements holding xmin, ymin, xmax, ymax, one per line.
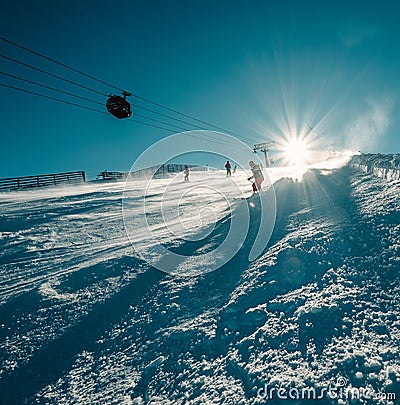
<box><xmin>248</xmin><ymin>160</ymin><xmax>264</xmax><ymax>192</ymax></box>
<box><xmin>225</xmin><ymin>161</ymin><xmax>232</xmax><ymax>177</ymax></box>
<box><xmin>184</xmin><ymin>165</ymin><xmax>190</xmax><ymax>182</ymax></box>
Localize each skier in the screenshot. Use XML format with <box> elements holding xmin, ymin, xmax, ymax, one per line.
<box><xmin>184</xmin><ymin>165</ymin><xmax>190</xmax><ymax>182</ymax></box>
<box><xmin>248</xmin><ymin>160</ymin><xmax>264</xmax><ymax>192</ymax></box>
<box><xmin>225</xmin><ymin>161</ymin><xmax>232</xmax><ymax>177</ymax></box>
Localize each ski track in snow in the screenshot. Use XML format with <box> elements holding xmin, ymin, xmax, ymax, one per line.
<box><xmin>0</xmin><ymin>157</ymin><xmax>399</xmax><ymax>404</ymax></box>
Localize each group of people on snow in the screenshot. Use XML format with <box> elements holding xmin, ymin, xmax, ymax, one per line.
<box><xmin>183</xmin><ymin>161</ymin><xmax>264</xmax><ymax>193</ymax></box>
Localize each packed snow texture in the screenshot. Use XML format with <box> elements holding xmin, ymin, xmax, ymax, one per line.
<box><xmin>0</xmin><ymin>154</ymin><xmax>399</xmax><ymax>404</ymax></box>
<box><xmin>350</xmin><ymin>153</ymin><xmax>400</xmax><ymax>181</ymax></box>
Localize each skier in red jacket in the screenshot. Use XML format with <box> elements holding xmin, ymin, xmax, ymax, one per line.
<box><xmin>225</xmin><ymin>161</ymin><xmax>232</xmax><ymax>177</ymax></box>
<box><xmin>248</xmin><ymin>160</ymin><xmax>264</xmax><ymax>192</ymax></box>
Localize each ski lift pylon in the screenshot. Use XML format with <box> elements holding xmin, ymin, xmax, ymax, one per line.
<box><xmin>106</xmin><ymin>91</ymin><xmax>132</xmax><ymax>119</ymax></box>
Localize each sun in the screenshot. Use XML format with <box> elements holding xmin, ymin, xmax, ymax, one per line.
<box><xmin>283</xmin><ymin>138</ymin><xmax>310</xmax><ymax>166</ymax></box>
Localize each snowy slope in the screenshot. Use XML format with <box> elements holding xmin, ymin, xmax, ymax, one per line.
<box><xmin>0</xmin><ymin>156</ymin><xmax>399</xmax><ymax>404</ymax></box>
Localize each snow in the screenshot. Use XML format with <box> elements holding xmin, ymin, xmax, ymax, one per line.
<box><xmin>350</xmin><ymin>153</ymin><xmax>400</xmax><ymax>181</ymax></box>
<box><xmin>0</xmin><ymin>154</ymin><xmax>399</xmax><ymax>404</ymax></box>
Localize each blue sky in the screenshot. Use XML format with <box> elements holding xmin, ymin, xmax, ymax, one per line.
<box><xmin>1</xmin><ymin>0</ymin><xmax>399</xmax><ymax>178</ymax></box>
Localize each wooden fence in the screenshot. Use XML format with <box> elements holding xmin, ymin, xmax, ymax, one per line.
<box><xmin>0</xmin><ymin>170</ymin><xmax>86</xmax><ymax>191</ymax></box>
<box><xmin>96</xmin><ymin>171</ymin><xmax>127</xmax><ymax>180</ymax></box>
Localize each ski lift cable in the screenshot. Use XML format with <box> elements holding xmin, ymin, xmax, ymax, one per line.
<box><xmin>0</xmin><ymin>76</ymin><xmax>217</xmax><ymax>136</ymax></box>
<box><xmin>130</xmin><ymin>103</ymin><xmax>241</xmax><ymax>147</ymax></box>
<box><xmin>0</xmin><ymin>38</ymin><xmax>207</xmax><ymax>134</ymax></box>
<box><xmin>1</xmin><ymin>48</ymin><xmax>253</xmax><ymax>143</ymax></box>
<box><xmin>0</xmin><ymin>81</ymin><xmax>218</xmax><ymax>139</ymax></box>
<box><xmin>304</xmin><ymin>120</ymin><xmax>330</xmax><ymax>151</ymax></box>
<box><xmin>0</xmin><ymin>36</ymin><xmax>122</xmax><ymax>93</ymax></box>
<box><xmin>0</xmin><ymin>71</ymin><xmax>193</xmax><ymax>130</ymax></box>
<box><xmin>0</xmin><ymin>81</ymin><xmax>185</xmax><ymax>134</ymax></box>
<box><xmin>1</xmin><ymin>81</ymin><xmax>241</xmax><ymax>148</ymax></box>
<box><xmin>128</xmin><ymin>118</ymin><xmax>233</xmax><ymax>145</ymax></box>
<box><xmin>130</xmin><ymin>103</ymin><xmax>206</xmax><ymax>130</ymax></box>
<box><xmin>128</xmin><ymin>118</ymin><xmax>186</xmax><ymax>133</ymax></box>
<box><xmin>129</xmin><ymin>114</ymin><xmax>235</xmax><ymax>145</ymax></box>
<box><xmin>132</xmin><ymin>94</ymin><xmax>258</xmax><ymax>142</ymax></box>
<box><xmin>0</xmin><ymin>36</ymin><xmax>260</xmax><ymax>144</ymax></box>
<box><xmin>129</xmin><ymin>118</ymin><xmax>230</xmax><ymax>146</ymax></box>
<box><xmin>0</xmin><ymin>82</ymin><xmax>109</xmax><ymax>115</ymax></box>
<box><xmin>0</xmin><ymin>54</ymin><xmax>108</xmax><ymax>97</ymax></box>
<box><xmin>0</xmin><ymin>71</ymin><xmax>104</xmax><ymax>106</ymax></box>
<box><xmin>1</xmin><ymin>70</ymin><xmax>199</xmax><ymax>132</ymax></box>
<box><xmin>130</xmin><ymin>113</ymin><xmax>235</xmax><ymax>145</ymax></box>
<box><xmin>133</xmin><ymin>113</ymin><xmax>196</xmax><ymax>132</ymax></box>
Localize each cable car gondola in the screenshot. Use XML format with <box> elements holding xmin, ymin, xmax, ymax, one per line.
<box><xmin>106</xmin><ymin>91</ymin><xmax>132</xmax><ymax>119</ymax></box>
